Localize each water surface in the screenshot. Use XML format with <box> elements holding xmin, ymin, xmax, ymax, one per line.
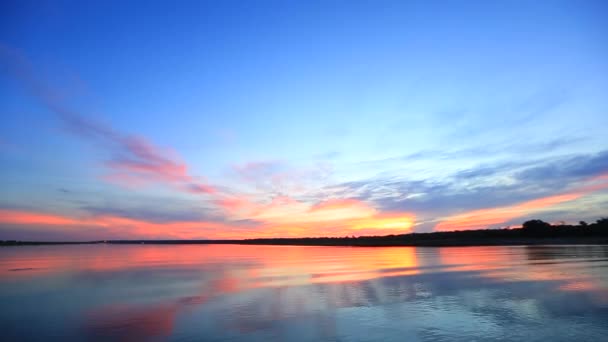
<box><xmin>1</xmin><ymin>244</ymin><xmax>607</xmax><ymax>341</ymax></box>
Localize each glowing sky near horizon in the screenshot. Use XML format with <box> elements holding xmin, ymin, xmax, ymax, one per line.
<box><xmin>1</xmin><ymin>0</ymin><xmax>607</xmax><ymax>240</ymax></box>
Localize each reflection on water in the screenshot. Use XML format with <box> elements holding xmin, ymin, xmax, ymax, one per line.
<box><xmin>1</xmin><ymin>245</ymin><xmax>607</xmax><ymax>341</ymax></box>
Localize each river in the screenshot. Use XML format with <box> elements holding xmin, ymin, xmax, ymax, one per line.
<box><xmin>1</xmin><ymin>244</ymin><xmax>607</xmax><ymax>341</ymax></box>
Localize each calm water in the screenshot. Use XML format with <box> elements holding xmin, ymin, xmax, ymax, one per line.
<box><xmin>1</xmin><ymin>245</ymin><xmax>607</xmax><ymax>341</ymax></box>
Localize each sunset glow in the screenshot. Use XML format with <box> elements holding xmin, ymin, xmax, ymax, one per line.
<box><xmin>3</xmin><ymin>3</ymin><xmax>608</xmax><ymax>342</ymax></box>
<box><xmin>1</xmin><ymin>1</ymin><xmax>607</xmax><ymax>240</ymax></box>
<box><xmin>436</xmin><ymin>175</ymin><xmax>608</xmax><ymax>231</ymax></box>
<box><xmin>0</xmin><ymin>200</ymin><xmax>415</xmax><ymax>239</ymax></box>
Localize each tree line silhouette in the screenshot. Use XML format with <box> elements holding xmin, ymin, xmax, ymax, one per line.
<box><xmin>234</xmin><ymin>217</ymin><xmax>608</xmax><ymax>246</ymax></box>
<box><xmin>2</xmin><ymin>218</ymin><xmax>607</xmax><ymax>246</ymax></box>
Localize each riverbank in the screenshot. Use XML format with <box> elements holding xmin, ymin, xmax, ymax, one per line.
<box><xmin>3</xmin><ymin>228</ymin><xmax>608</xmax><ymax>247</ymax></box>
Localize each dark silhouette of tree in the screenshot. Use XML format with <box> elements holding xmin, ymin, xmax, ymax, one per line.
<box><xmin>3</xmin><ymin>216</ymin><xmax>608</xmax><ymax>247</ymax></box>
<box><xmin>522</xmin><ymin>219</ymin><xmax>551</xmax><ymax>231</ymax></box>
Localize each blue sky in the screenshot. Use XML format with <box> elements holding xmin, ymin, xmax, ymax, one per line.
<box><xmin>1</xmin><ymin>0</ymin><xmax>607</xmax><ymax>240</ymax></box>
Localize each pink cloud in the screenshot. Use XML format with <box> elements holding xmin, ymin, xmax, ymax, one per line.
<box><xmin>435</xmin><ymin>173</ymin><xmax>608</xmax><ymax>231</ymax></box>
<box><xmin>1</xmin><ymin>45</ymin><xmax>215</xmax><ymax>195</ymax></box>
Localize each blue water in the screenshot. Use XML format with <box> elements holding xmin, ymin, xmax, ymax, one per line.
<box><xmin>1</xmin><ymin>244</ymin><xmax>607</xmax><ymax>341</ymax></box>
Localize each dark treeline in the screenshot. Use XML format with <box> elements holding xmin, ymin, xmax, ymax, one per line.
<box><xmin>2</xmin><ymin>218</ymin><xmax>608</xmax><ymax>247</ymax></box>
<box><xmin>237</xmin><ymin>218</ymin><xmax>608</xmax><ymax>247</ymax></box>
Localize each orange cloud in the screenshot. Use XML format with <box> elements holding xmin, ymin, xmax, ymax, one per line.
<box><xmin>0</xmin><ymin>198</ymin><xmax>416</xmax><ymax>239</ymax></box>
<box><xmin>215</xmin><ymin>197</ymin><xmax>251</xmax><ymax>213</ymax></box>
<box><xmin>0</xmin><ymin>209</ymin><xmax>245</xmax><ymax>240</ymax></box>
<box><xmin>2</xmin><ymin>47</ymin><xmax>417</xmax><ymax>239</ymax></box>
<box><xmin>309</xmin><ymin>199</ymin><xmax>366</xmax><ymax>212</ymax></box>
<box><xmin>352</xmin><ymin>212</ymin><xmax>415</xmax><ymax>232</ymax></box>
<box><xmin>434</xmin><ymin>193</ymin><xmax>582</xmax><ymax>231</ymax></box>
<box><xmin>435</xmin><ymin>174</ymin><xmax>608</xmax><ymax>231</ymax></box>
<box><xmin>244</xmin><ymin>198</ymin><xmax>415</xmax><ymax>237</ymax></box>
<box><xmin>0</xmin><ymin>210</ymin><xmax>80</xmax><ymax>226</ymax></box>
<box><xmin>214</xmin><ymin>194</ymin><xmax>300</xmax><ymax>220</ymax></box>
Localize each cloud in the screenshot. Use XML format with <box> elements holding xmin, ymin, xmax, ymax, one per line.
<box><xmin>434</xmin><ymin>193</ymin><xmax>582</xmax><ymax>231</ymax></box>
<box><xmin>516</xmin><ymin>150</ymin><xmax>608</xmax><ymax>183</ymax></box>
<box><xmin>0</xmin><ymin>45</ymin><xmax>215</xmax><ymax>195</ymax></box>
<box><xmin>435</xmin><ymin>173</ymin><xmax>608</xmax><ymax>231</ymax></box>
<box><xmin>0</xmin><ymin>208</ymin><xmax>255</xmax><ymax>240</ymax></box>
<box><xmin>63</xmin><ymin>115</ymin><xmax>216</xmax><ymax>194</ymax></box>
<box><xmin>309</xmin><ymin>198</ymin><xmax>370</xmax><ymax>213</ymax></box>
<box><xmin>244</xmin><ymin>197</ymin><xmax>415</xmax><ymax>236</ymax></box>
<box><xmin>327</xmin><ymin>178</ymin><xmax>528</xmax><ymax>217</ymax></box>
<box><xmin>232</xmin><ymin>161</ymin><xmax>284</xmax><ymax>183</ymax></box>
<box><xmin>230</xmin><ymin>160</ymin><xmax>333</xmax><ymax>197</ymax></box>
<box><xmin>2</xmin><ymin>44</ymin><xmax>604</xmax><ymax>239</ymax></box>
<box><xmin>383</xmin><ymin>137</ymin><xmax>584</xmax><ymax>165</ymax></box>
<box><xmin>323</xmin><ymin>149</ymin><xmax>608</xmax><ymax>232</ymax></box>
<box><xmin>0</xmin><ymin>209</ymin><xmax>80</xmax><ymax>226</ymax></box>
<box><xmin>80</xmin><ymin>204</ymin><xmax>216</xmax><ymax>224</ymax></box>
<box><xmin>0</xmin><ymin>203</ymin><xmax>415</xmax><ymax>239</ymax></box>
<box><xmin>438</xmin><ymin>88</ymin><xmax>571</xmax><ymax>143</ymax></box>
<box><xmin>452</xmin><ymin>159</ymin><xmax>543</xmax><ymax>180</ymax></box>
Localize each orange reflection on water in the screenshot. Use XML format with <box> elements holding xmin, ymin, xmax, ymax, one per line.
<box><xmin>0</xmin><ymin>244</ymin><xmax>419</xmax><ymax>287</ymax></box>
<box><xmin>437</xmin><ymin>246</ymin><xmax>608</xmax><ymax>299</ymax></box>
<box><xmin>436</xmin><ymin>246</ymin><xmax>525</xmax><ymax>273</ymax></box>
<box><xmin>0</xmin><ymin>244</ymin><xmax>420</xmax><ymax>340</ymax></box>
<box><xmin>3</xmin><ymin>244</ymin><xmax>608</xmax><ymax>340</ymax></box>
<box><xmin>250</xmin><ymin>245</ymin><xmax>419</xmax><ymax>286</ymax></box>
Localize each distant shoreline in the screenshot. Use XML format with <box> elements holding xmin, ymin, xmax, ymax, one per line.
<box><xmin>2</xmin><ymin>237</ymin><xmax>608</xmax><ymax>247</ymax></box>
<box><xmin>3</xmin><ymin>221</ymin><xmax>608</xmax><ymax>247</ymax></box>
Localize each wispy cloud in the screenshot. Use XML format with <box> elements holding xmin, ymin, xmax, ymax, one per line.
<box><xmin>358</xmin><ymin>137</ymin><xmax>585</xmax><ymax>169</ymax></box>
<box><xmin>0</xmin><ymin>208</ymin><xmax>250</xmax><ymax>240</ymax></box>
<box><xmin>2</xmin><ymin>44</ymin><xmax>605</xmax><ymax>239</ymax></box>
<box><xmin>433</xmin><ymin>171</ymin><xmax>608</xmax><ymax>231</ymax></box>
<box><xmin>515</xmin><ymin>150</ymin><xmax>608</xmax><ymax>183</ymax></box>
<box><xmin>0</xmin><ymin>203</ymin><xmax>415</xmax><ymax>239</ymax></box>
<box><xmin>230</xmin><ymin>160</ymin><xmax>332</xmax><ymax>196</ymax></box>
<box><xmin>65</xmin><ymin>115</ymin><xmax>216</xmax><ymax>194</ymax></box>
<box><xmin>434</xmin><ymin>193</ymin><xmax>582</xmax><ymax>231</ymax></box>
<box><xmin>0</xmin><ymin>45</ymin><xmax>215</xmax><ymax>194</ymax></box>
<box><xmin>0</xmin><ymin>209</ymin><xmax>80</xmax><ymax>226</ymax></box>
<box><xmin>80</xmin><ymin>204</ymin><xmax>216</xmax><ymax>224</ymax></box>
<box><xmin>323</xmin><ymin>149</ymin><xmax>608</xmax><ymax>232</ymax></box>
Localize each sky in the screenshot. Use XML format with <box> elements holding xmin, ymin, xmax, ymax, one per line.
<box><xmin>1</xmin><ymin>0</ymin><xmax>607</xmax><ymax>240</ymax></box>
